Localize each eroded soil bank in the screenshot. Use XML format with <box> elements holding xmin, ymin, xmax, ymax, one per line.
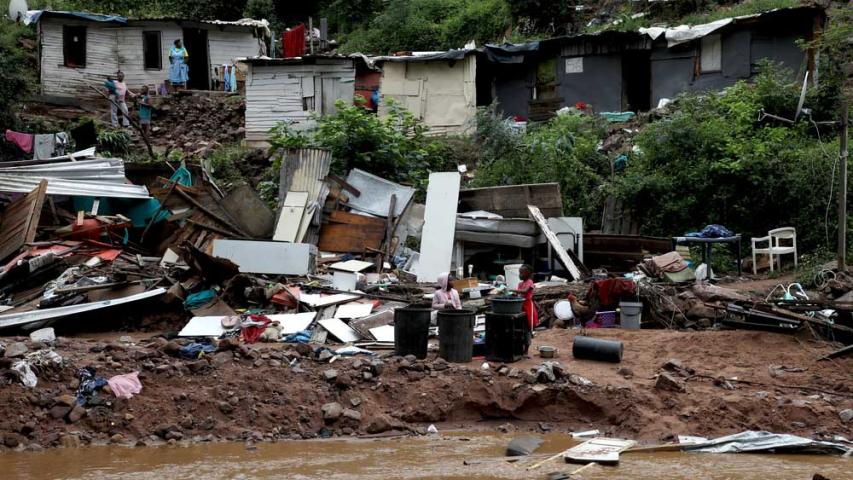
<box><xmin>0</xmin><ymin>328</ymin><xmax>850</xmax><ymax>452</ymax></box>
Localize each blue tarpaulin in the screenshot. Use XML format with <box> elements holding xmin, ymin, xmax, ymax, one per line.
<box><xmin>27</xmin><ymin>10</ymin><xmax>128</xmax><ymax>25</ymax></box>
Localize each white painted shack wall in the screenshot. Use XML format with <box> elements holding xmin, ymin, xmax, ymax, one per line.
<box><xmin>40</xmin><ymin>18</ymin><xmax>260</xmax><ymax>97</ymax></box>
<box><xmin>379</xmin><ymin>55</ymin><xmax>476</xmax><ymax>135</ymax></box>
<box><xmin>245</xmin><ymin>60</ymin><xmax>356</xmax><ymax>145</ymax></box>
<box><xmin>40</xmin><ymin>18</ymin><xmax>119</xmax><ymax>97</ymax></box>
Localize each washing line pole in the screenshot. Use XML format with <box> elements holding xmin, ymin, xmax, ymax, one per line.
<box><xmin>839</xmin><ymin>97</ymin><xmax>849</xmax><ymax>271</ymax></box>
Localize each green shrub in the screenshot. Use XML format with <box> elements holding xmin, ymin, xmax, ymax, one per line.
<box><xmin>608</xmin><ymin>65</ymin><xmax>842</xmax><ymax>253</ymax></box>
<box><xmin>97</xmin><ymin>128</ymin><xmax>132</xmax><ymax>156</ymax></box>
<box><xmin>471</xmin><ymin>104</ymin><xmax>609</xmax><ymax>224</ymax></box>
<box><xmin>267</xmin><ymin>99</ymin><xmax>454</xmax><ymax>193</ymax></box>
<box><xmin>339</xmin><ymin>0</ymin><xmax>511</xmax><ymax>54</ymax></box>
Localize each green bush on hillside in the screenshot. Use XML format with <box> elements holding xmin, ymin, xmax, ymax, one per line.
<box><xmin>471</xmin><ymin>104</ymin><xmax>610</xmax><ymax>225</ymax></box>
<box><xmin>608</xmin><ymin>64</ymin><xmax>842</xmax><ymax>253</ymax></box>
<box><xmin>268</xmin><ymin>99</ymin><xmax>454</xmax><ymax>193</ymax></box>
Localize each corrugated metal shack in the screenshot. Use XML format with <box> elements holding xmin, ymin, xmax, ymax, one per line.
<box><xmin>31</xmin><ymin>11</ymin><xmax>269</xmax><ymax>96</ymax></box>
<box><xmin>483</xmin><ymin>6</ymin><xmax>824</xmax><ymax>120</ymax></box>
<box><xmin>242</xmin><ymin>56</ymin><xmax>363</xmax><ymax>146</ymax></box>
<box><xmin>375</xmin><ymin>50</ymin><xmax>479</xmax><ymax>135</ymax></box>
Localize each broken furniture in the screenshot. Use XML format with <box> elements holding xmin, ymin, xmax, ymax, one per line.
<box><xmin>751</xmin><ymin>227</ymin><xmax>797</xmax><ymax>274</ymax></box>
<box><xmin>671</xmin><ymin>234</ymin><xmax>742</xmax><ymax>280</ymax></box>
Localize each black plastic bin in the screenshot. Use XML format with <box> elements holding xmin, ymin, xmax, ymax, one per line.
<box><xmin>572</xmin><ymin>335</ymin><xmax>623</xmax><ymax>363</ymax></box>
<box><xmin>485</xmin><ymin>311</ymin><xmax>528</xmax><ymax>363</ymax></box>
<box><xmin>394</xmin><ymin>306</ymin><xmax>432</xmax><ymax>359</ymax></box>
<box><xmin>438</xmin><ymin>309</ymin><xmax>475</xmax><ymax>363</ymax></box>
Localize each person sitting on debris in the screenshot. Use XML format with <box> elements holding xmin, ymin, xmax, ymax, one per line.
<box><xmin>169</xmin><ymin>39</ymin><xmax>189</xmax><ymax>92</ymax></box>
<box><xmin>138</xmin><ymin>85</ymin><xmax>152</xmax><ymax>136</ymax></box>
<box><xmin>105</xmin><ymin>71</ymin><xmax>135</xmax><ymax>128</ymax></box>
<box><xmin>432</xmin><ymin>272</ymin><xmax>462</xmax><ymax>310</ymax></box>
<box><xmin>512</xmin><ymin>264</ymin><xmax>539</xmax><ymax>330</ymax></box>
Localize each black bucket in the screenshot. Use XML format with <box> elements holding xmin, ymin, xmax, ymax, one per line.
<box><xmin>394</xmin><ymin>306</ymin><xmax>432</xmax><ymax>359</ymax></box>
<box><xmin>491</xmin><ymin>296</ymin><xmax>525</xmax><ymax>314</ymax></box>
<box><xmin>438</xmin><ymin>309</ymin><xmax>475</xmax><ymax>363</ymax></box>
<box><xmin>572</xmin><ymin>336</ymin><xmax>623</xmax><ymax>363</ymax></box>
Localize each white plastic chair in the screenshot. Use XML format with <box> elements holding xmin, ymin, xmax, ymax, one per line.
<box><xmin>751</xmin><ymin>227</ymin><xmax>797</xmax><ymax>274</ymax></box>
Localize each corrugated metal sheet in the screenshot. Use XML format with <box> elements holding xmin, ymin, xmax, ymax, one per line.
<box><xmin>0</xmin><ymin>288</ymin><xmax>166</xmax><ymax>330</ymax></box>
<box><xmin>277</xmin><ymin>148</ymin><xmax>332</xmax><ymax>243</ymax></box>
<box><xmin>244</xmin><ymin>62</ymin><xmax>356</xmax><ymax>144</ymax></box>
<box><xmin>0</xmin><ymin>158</ymin><xmax>129</xmax><ymax>182</ymax></box>
<box><xmin>0</xmin><ymin>157</ymin><xmax>149</xmax><ymax>198</ymax></box>
<box><xmin>280</xmin><ymin>148</ymin><xmax>332</xmax><ymax>201</ymax></box>
<box><xmin>0</xmin><ymin>177</ymin><xmax>150</xmax><ymax>198</ymax></box>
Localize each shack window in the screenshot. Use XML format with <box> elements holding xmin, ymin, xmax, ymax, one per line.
<box><xmin>700</xmin><ymin>34</ymin><xmax>722</xmax><ymax>73</ymax></box>
<box><xmin>143</xmin><ymin>31</ymin><xmax>162</xmax><ymax>70</ymax></box>
<box><xmin>62</xmin><ymin>26</ymin><xmax>87</xmax><ymax>68</ymax></box>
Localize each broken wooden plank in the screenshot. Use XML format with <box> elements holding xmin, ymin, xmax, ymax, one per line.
<box><xmin>528</xmin><ymin>205</ymin><xmax>581</xmax><ymax>280</ymax></box>
<box><xmin>318</xmin><ymin>213</ymin><xmax>385</xmax><ymax>253</ymax></box>
<box><xmin>563</xmin><ymin>437</ymin><xmax>635</xmax><ymax>465</ymax></box>
<box><xmin>0</xmin><ymin>179</ymin><xmax>48</xmax><ymax>262</ymax></box>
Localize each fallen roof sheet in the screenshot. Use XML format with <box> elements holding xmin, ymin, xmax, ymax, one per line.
<box><xmin>683</xmin><ymin>431</ymin><xmax>851</xmax><ymax>455</ymax></box>
<box><xmin>344</xmin><ymin>169</ymin><xmax>415</xmax><ymax>217</ymax></box>
<box><xmin>0</xmin><ymin>176</ymin><xmax>150</xmax><ymax>199</ymax></box>
<box><xmin>0</xmin><ymin>157</ymin><xmax>150</xmax><ymax>198</ymax></box>
<box><xmin>0</xmin><ymin>158</ymin><xmax>130</xmax><ymax>182</ymax></box>
<box><xmin>0</xmin><ymin>288</ymin><xmax>166</xmax><ymax>330</ymax></box>
<box><xmin>639</xmin><ymin>7</ymin><xmax>818</xmax><ymax>47</ymax></box>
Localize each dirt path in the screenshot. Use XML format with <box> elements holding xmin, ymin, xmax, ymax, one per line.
<box><xmin>0</xmin><ymin>328</ymin><xmax>849</xmax><ymax>452</ymax></box>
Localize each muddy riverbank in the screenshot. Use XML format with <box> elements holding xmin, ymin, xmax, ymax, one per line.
<box><xmin>2</xmin><ymin>432</ymin><xmax>850</xmax><ymax>480</ymax></box>
<box><xmin>0</xmin><ymin>329</ymin><xmax>850</xmax><ymax>452</ymax></box>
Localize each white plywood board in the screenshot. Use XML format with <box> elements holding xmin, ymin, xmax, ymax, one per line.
<box><xmin>273</xmin><ymin>191</ymin><xmax>309</xmax><ymax>242</ymax></box>
<box><xmin>329</xmin><ymin>260</ymin><xmax>373</xmax><ymax>272</ymax></box>
<box><xmin>332</xmin><ymin>271</ymin><xmax>358</xmax><ymax>291</ymax></box>
<box><xmin>275</xmin><ymin>312</ymin><xmax>318</xmax><ymax>334</ymax></box>
<box><xmin>319</xmin><ymin>318</ymin><xmax>361</xmax><ymax>343</ymax></box>
<box><xmin>334</xmin><ymin>302</ymin><xmax>374</xmax><ymax>319</ymax></box>
<box><xmin>299</xmin><ymin>292</ymin><xmax>359</xmax><ymax>307</ymax></box>
<box><xmin>212</xmin><ymin>240</ymin><xmax>315</xmax><ymax>275</ymax></box>
<box><xmin>417</xmin><ymin>172</ymin><xmax>461</xmax><ymax>282</ymax></box>
<box><xmin>369</xmin><ymin>324</ymin><xmax>395</xmax><ymax>342</ymax></box>
<box><xmin>178</xmin><ymin>316</ymin><xmax>227</xmax><ymax>337</ymax></box>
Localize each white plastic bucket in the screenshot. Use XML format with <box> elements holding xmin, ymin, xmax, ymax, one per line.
<box><xmin>504</xmin><ymin>264</ymin><xmax>523</xmax><ymax>289</ymax></box>
<box><xmin>619</xmin><ymin>301</ymin><xmax>642</xmax><ymax>329</ymax></box>
<box><xmin>554</xmin><ymin>300</ymin><xmax>575</xmax><ymax>320</ymax></box>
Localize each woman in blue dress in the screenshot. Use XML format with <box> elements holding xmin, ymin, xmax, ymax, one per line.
<box><xmin>169</xmin><ymin>39</ymin><xmax>189</xmax><ymax>92</ymax></box>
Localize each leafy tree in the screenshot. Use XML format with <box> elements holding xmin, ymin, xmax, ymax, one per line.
<box><xmin>267</xmin><ymin>99</ymin><xmax>454</xmax><ymax>191</ymax></box>
<box><xmin>339</xmin><ymin>0</ymin><xmax>511</xmax><ymax>54</ymax></box>
<box><xmin>472</xmin><ymin>104</ymin><xmax>609</xmax><ymax>224</ymax></box>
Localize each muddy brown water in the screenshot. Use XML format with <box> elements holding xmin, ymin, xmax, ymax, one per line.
<box><xmin>2</xmin><ymin>432</ymin><xmax>849</xmax><ymax>480</ymax></box>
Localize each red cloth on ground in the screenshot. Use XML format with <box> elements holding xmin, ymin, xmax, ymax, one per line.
<box><xmin>518</xmin><ymin>278</ymin><xmax>538</xmax><ymax>329</ymax></box>
<box><xmin>5</xmin><ymin>129</ymin><xmax>34</xmax><ymax>153</ymax></box>
<box><xmin>588</xmin><ymin>278</ymin><xmax>636</xmax><ymax>308</ymax></box>
<box><xmin>241</xmin><ymin>314</ymin><xmax>272</xmax><ymax>344</ymax></box>
<box><xmin>283</xmin><ymin>24</ymin><xmax>306</xmax><ymax>58</ymax></box>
